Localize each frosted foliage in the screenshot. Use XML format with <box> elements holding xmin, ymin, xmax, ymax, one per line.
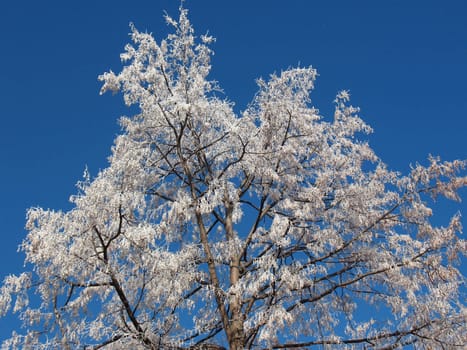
<box><xmin>1</xmin><ymin>7</ymin><xmax>466</xmax><ymax>350</ymax></box>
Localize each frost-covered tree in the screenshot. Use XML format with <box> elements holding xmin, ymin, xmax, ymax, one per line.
<box><xmin>1</xmin><ymin>7</ymin><xmax>466</xmax><ymax>350</ymax></box>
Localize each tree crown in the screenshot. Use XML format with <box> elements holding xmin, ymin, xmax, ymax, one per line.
<box><xmin>1</xmin><ymin>7</ymin><xmax>466</xmax><ymax>350</ymax></box>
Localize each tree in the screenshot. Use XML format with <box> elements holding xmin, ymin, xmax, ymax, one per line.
<box><xmin>1</xmin><ymin>7</ymin><xmax>466</xmax><ymax>350</ymax></box>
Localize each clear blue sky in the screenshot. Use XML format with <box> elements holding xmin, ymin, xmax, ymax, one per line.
<box><xmin>0</xmin><ymin>0</ymin><xmax>466</xmax><ymax>342</ymax></box>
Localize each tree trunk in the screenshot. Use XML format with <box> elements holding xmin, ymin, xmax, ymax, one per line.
<box><xmin>225</xmin><ymin>201</ymin><xmax>245</xmax><ymax>350</ymax></box>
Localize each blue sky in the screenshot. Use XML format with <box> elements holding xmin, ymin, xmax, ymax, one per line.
<box><xmin>0</xmin><ymin>0</ymin><xmax>466</xmax><ymax>342</ymax></box>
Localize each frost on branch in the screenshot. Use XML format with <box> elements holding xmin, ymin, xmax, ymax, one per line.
<box><xmin>1</xmin><ymin>6</ymin><xmax>466</xmax><ymax>350</ymax></box>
